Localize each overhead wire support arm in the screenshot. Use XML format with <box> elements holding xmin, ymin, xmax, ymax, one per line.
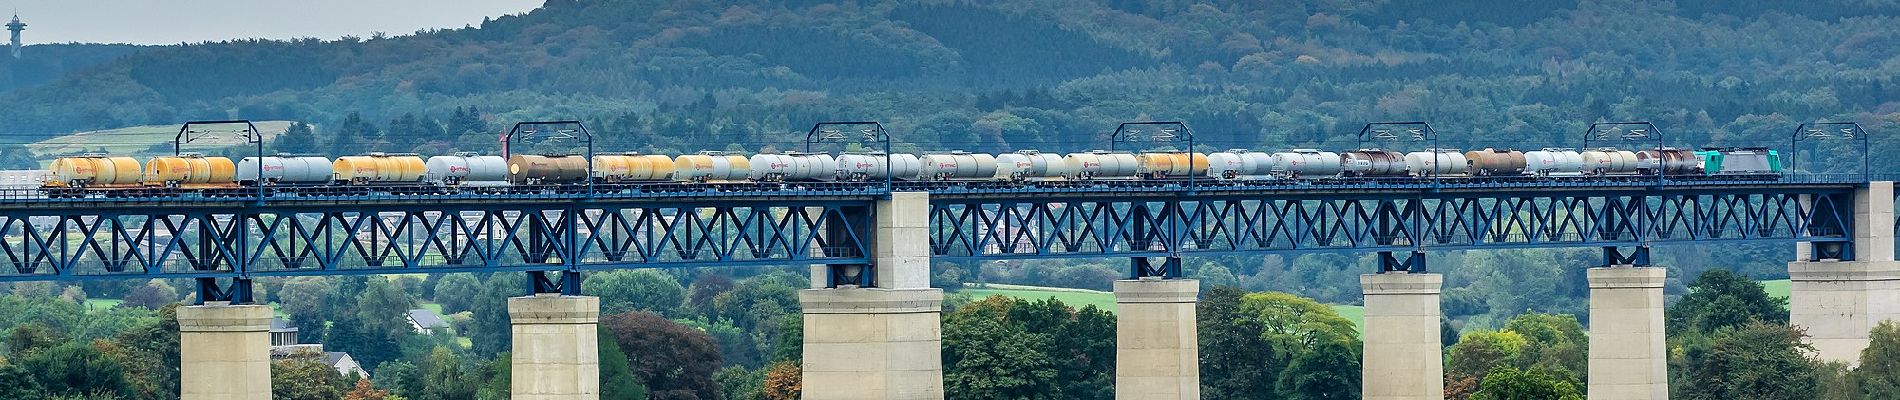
<box><xmin>1790</xmin><ymin>122</ymin><xmax>1870</xmax><ymax>182</ymax></box>
<box><xmin>504</xmin><ymin>120</ymin><xmax>596</xmax><ymax>197</ymax></box>
<box><xmin>1111</xmin><ymin>121</ymin><xmax>1198</xmax><ymax>194</ymax></box>
<box><xmin>1582</xmin><ymin>121</ymin><xmax>1667</xmax><ymax>186</ymax></box>
<box><xmin>175</xmin><ymin>120</ymin><xmax>264</xmax><ymax>200</ymax></box>
<box><xmin>806</xmin><ymin>121</ymin><xmax>894</xmax><ymax>192</ymax></box>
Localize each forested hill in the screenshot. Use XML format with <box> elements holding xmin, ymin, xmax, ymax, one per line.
<box><xmin>2</xmin><ymin>0</ymin><xmax>1898</xmax><ymax>167</ymax></box>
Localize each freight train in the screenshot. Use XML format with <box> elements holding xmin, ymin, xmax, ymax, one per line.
<box><xmin>26</xmin><ymin>145</ymin><xmax>1783</xmax><ymax>197</ymax></box>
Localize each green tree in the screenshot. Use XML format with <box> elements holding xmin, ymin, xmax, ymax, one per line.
<box><xmin>1470</xmin><ymin>367</ymin><xmax>1583</xmax><ymax>400</ymax></box>
<box><xmin>1677</xmin><ymin>321</ymin><xmax>1818</xmax><ymax>400</ymax></box>
<box><xmin>0</xmin><ymin>361</ymin><xmax>44</xmax><ymax>398</ymax></box>
<box><xmin>119</xmin><ymin>279</ymin><xmax>179</xmax><ymax>310</ymax></box>
<box><xmin>274</xmin><ymin>121</ymin><xmax>317</xmax><ymax>153</ymax></box>
<box><xmin>584</xmin><ymin>269</ymin><xmax>686</xmax><ymax>315</ymax></box>
<box><xmin>0</xmin><ymin>143</ymin><xmax>37</xmax><ymax>169</ymax></box>
<box><xmin>1199</xmin><ymin>286</ymin><xmax>1277</xmax><ymax>399</ymax></box>
<box><xmin>601</xmin><ymin>311</ymin><xmax>722</xmax><ymax>400</ymax></box>
<box><xmin>330</xmin><ymin>279</ymin><xmax>416</xmax><ymax>368</ymax></box>
<box><xmin>273</xmin><ymin>354</ymin><xmax>350</xmax><ymax>400</ymax></box>
<box><xmin>1668</xmin><ymin>269</ymin><xmax>1787</xmax><ymax>335</ymax></box>
<box><xmin>430</xmin><ymin>273</ymin><xmax>481</xmax><ymax>315</ymax></box>
<box><xmin>278</xmin><ymin>276</ymin><xmax>337</xmax><ymax>342</ymax></box>
<box><xmin>417</xmin><ymin>347</ymin><xmax>476</xmax><ymax>400</ymax></box>
<box><xmin>1851</xmin><ymin>320</ymin><xmax>1900</xmax><ymax>397</ymax></box>
<box><xmin>21</xmin><ymin>340</ymin><xmax>134</xmax><ymax>398</ymax></box>
<box><xmin>1500</xmin><ymin>312</ymin><xmax>1587</xmax><ymax>382</ymax></box>
<box><xmin>1275</xmin><ymin>336</ymin><xmax>1362</xmax><ymax>400</ymax></box>
<box><xmin>943</xmin><ymin>313</ymin><xmax>1057</xmax><ymax>400</ymax></box>
<box><xmin>468</xmin><ymin>273</ymin><xmax>523</xmax><ymax>357</ymax></box>
<box><xmin>1446</xmin><ymin>330</ymin><xmax>1528</xmax><ymax>391</ymax></box>
<box><xmin>598</xmin><ymin>328</ymin><xmax>650</xmax><ymax>400</ymax></box>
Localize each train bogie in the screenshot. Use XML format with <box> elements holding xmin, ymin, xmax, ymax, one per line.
<box><xmin>919</xmin><ymin>151</ymin><xmax>998</xmax><ymax>180</ymax></box>
<box><xmin>995</xmin><ymin>150</ymin><xmax>1071</xmax><ymax>181</ymax></box>
<box><xmin>1464</xmin><ymin>148</ymin><xmax>1526</xmax><ymax>176</ymax></box>
<box><xmin>1342</xmin><ymin>150</ymin><xmax>1408</xmax><ymax>177</ymax></box>
<box><xmin>595</xmin><ymin>153</ymin><xmax>677</xmax><ymax>182</ymax></box>
<box><xmin>426</xmin><ymin>153</ymin><xmax>509</xmax><ymax>186</ymax></box>
<box><xmin>1524</xmin><ymin>149</ymin><xmax>1585</xmax><ymax>176</ymax></box>
<box><xmin>1065</xmin><ymin>151</ymin><xmax>1140</xmax><ymax>180</ymax></box>
<box><xmin>749</xmin><ymin>152</ymin><xmax>835</xmax><ymax>182</ymax></box>
<box><xmin>1267</xmin><ymin>150</ymin><xmax>1342</xmax><ymax>178</ymax></box>
<box><xmin>239</xmin><ymin>155</ymin><xmax>335</xmax><ymax>185</ymax></box>
<box><xmin>674</xmin><ymin>151</ymin><xmax>752</xmax><ymax>182</ymax></box>
<box><xmin>1405</xmin><ymin>150</ymin><xmax>1470</xmax><ymax>177</ymax></box>
<box><xmin>1209</xmin><ymin>149</ymin><xmax>1276</xmax><ymax>179</ymax></box>
<box><xmin>836</xmin><ymin>152</ymin><xmax>923</xmax><ymax>182</ymax></box>
<box><xmin>508</xmin><ymin>154</ymin><xmax>589</xmax><ymax>185</ymax></box>
<box><xmin>46</xmin><ymin>154</ymin><xmax>142</xmax><ymax>188</ymax></box>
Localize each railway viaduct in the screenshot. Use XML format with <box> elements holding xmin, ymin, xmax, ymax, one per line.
<box><xmin>1</xmin><ymin>121</ymin><xmax>1887</xmax><ymax>399</ymax></box>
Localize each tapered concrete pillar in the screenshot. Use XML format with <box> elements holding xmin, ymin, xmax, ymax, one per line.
<box><xmin>1361</xmin><ymin>272</ymin><xmax>1443</xmax><ymax>400</ymax></box>
<box><xmin>1790</xmin><ymin>261</ymin><xmax>1900</xmax><ymax>364</ymax></box>
<box><xmin>1791</xmin><ymin>181</ymin><xmax>1900</xmax><ymax>365</ymax></box>
<box><xmin>800</xmin><ymin>287</ymin><xmax>945</xmax><ymax>400</ymax></box>
<box><xmin>177</xmin><ymin>302</ymin><xmax>272</xmax><ymax>400</ymax></box>
<box><xmin>509</xmin><ymin>294</ymin><xmax>600</xmax><ymax>400</ymax></box>
<box><xmin>1587</xmin><ymin>266</ymin><xmax>1668</xmax><ymax>399</ymax></box>
<box><xmin>802</xmin><ymin>192</ymin><xmax>945</xmax><ymax>400</ymax></box>
<box><xmin>1114</xmin><ymin>278</ymin><xmax>1199</xmax><ymax>400</ymax></box>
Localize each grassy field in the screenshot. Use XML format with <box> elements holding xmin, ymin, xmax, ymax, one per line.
<box><xmin>961</xmin><ymin>286</ymin><xmax>1118</xmax><ymax>311</ymax></box>
<box><xmin>27</xmin><ymin>121</ymin><xmax>293</xmax><ymax>159</ymax></box>
<box><xmin>1762</xmin><ymin>279</ymin><xmax>1791</xmax><ymax>299</ymax></box>
<box><xmin>957</xmin><ymin>284</ymin><xmax>1367</xmax><ymax>332</ymax></box>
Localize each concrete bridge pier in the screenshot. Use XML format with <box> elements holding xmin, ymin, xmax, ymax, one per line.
<box><xmin>1587</xmin><ymin>264</ymin><xmax>1668</xmax><ymax>399</ymax></box>
<box><xmin>177</xmin><ymin>301</ymin><xmax>273</xmax><ymax>400</ymax></box>
<box><xmin>509</xmin><ymin>294</ymin><xmax>601</xmax><ymax>399</ymax></box>
<box><xmin>1360</xmin><ymin>272</ymin><xmax>1443</xmax><ymax>400</ymax></box>
<box><xmin>1114</xmin><ymin>277</ymin><xmax>1200</xmax><ymax>400</ymax></box>
<box><xmin>801</xmin><ymin>192</ymin><xmax>946</xmax><ymax>399</ymax></box>
<box><xmin>1790</xmin><ymin>181</ymin><xmax>1900</xmax><ymax>365</ymax></box>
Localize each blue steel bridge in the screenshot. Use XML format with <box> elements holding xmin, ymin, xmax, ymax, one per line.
<box><xmin>0</xmin><ymin>120</ymin><xmax>1882</xmax><ymax>303</ymax></box>
<box><xmin>0</xmin><ymin>174</ymin><xmax>1874</xmax><ymax>302</ymax></box>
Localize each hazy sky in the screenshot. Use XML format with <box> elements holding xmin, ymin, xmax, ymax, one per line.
<box><xmin>0</xmin><ymin>0</ymin><xmax>544</xmax><ymax>45</ymax></box>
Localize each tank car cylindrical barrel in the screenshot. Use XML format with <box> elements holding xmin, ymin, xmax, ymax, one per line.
<box><xmin>1464</xmin><ymin>148</ymin><xmax>1527</xmax><ymax>176</ymax></box>
<box><xmin>1405</xmin><ymin>150</ymin><xmax>1470</xmax><ymax>177</ymax></box>
<box><xmin>507</xmin><ymin>154</ymin><xmax>589</xmax><ymax>184</ymax></box>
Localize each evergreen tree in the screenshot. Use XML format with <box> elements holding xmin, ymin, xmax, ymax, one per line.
<box><xmin>273</xmin><ymin>121</ymin><xmax>317</xmax><ymax>154</ymax></box>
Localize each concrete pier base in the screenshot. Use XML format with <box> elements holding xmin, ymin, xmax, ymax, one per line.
<box><xmin>509</xmin><ymin>295</ymin><xmax>601</xmax><ymax>400</ymax></box>
<box><xmin>1114</xmin><ymin>278</ymin><xmax>1199</xmax><ymax>400</ymax></box>
<box><xmin>1587</xmin><ymin>266</ymin><xmax>1668</xmax><ymax>400</ymax></box>
<box><xmin>1361</xmin><ymin>273</ymin><xmax>1443</xmax><ymax>400</ymax></box>
<box><xmin>1790</xmin><ymin>260</ymin><xmax>1900</xmax><ymax>365</ymax></box>
<box><xmin>177</xmin><ymin>302</ymin><xmax>273</xmax><ymax>400</ymax></box>
<box><xmin>800</xmin><ymin>287</ymin><xmax>945</xmax><ymax>400</ymax></box>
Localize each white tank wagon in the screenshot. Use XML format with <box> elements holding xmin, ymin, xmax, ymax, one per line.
<box><xmin>1267</xmin><ymin>149</ymin><xmax>1342</xmax><ymax>179</ymax></box>
<box><xmin>1206</xmin><ymin>150</ymin><xmax>1275</xmax><ymax>179</ymax></box>
<box><xmin>1405</xmin><ymin>149</ymin><xmax>1469</xmax><ymax>177</ymax></box>
<box><xmin>425</xmin><ymin>153</ymin><xmax>510</xmax><ymax>187</ymax></box>
<box><xmin>749</xmin><ymin>152</ymin><xmax>837</xmax><ymax>182</ymax></box>
<box><xmin>1524</xmin><ymin>149</ymin><xmax>1586</xmax><ymax>177</ymax></box>
<box><xmin>919</xmin><ymin>151</ymin><xmax>999</xmax><ymax>180</ymax></box>
<box><xmin>1064</xmin><ymin>151</ymin><xmax>1140</xmax><ymax>179</ymax></box>
<box><xmin>238</xmin><ymin>155</ymin><xmax>335</xmax><ymax>185</ymax></box>
<box><xmin>994</xmin><ymin>151</ymin><xmax>1072</xmax><ymax>182</ymax></box>
<box><xmin>836</xmin><ymin>152</ymin><xmax>923</xmax><ymax>182</ymax></box>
